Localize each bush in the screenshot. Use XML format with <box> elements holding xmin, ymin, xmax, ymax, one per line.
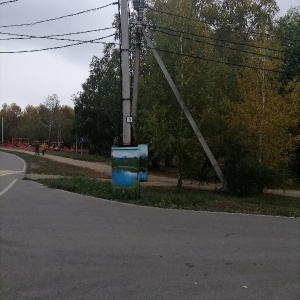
<box><xmin>223</xmin><ymin>139</ymin><xmax>280</xmax><ymax>196</ymax></box>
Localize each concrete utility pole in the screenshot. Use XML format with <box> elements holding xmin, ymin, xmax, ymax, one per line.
<box><xmin>131</xmin><ymin>0</ymin><xmax>144</xmax><ymax>144</ymax></box>
<box><xmin>1</xmin><ymin>115</ymin><xmax>3</xmax><ymax>144</ymax></box>
<box><xmin>143</xmin><ymin>30</ymin><xmax>226</xmax><ymax>188</ymax></box>
<box><xmin>120</xmin><ymin>0</ymin><xmax>131</xmax><ymax>145</ymax></box>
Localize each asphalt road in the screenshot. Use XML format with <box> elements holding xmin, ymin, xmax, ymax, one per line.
<box><xmin>0</xmin><ymin>151</ymin><xmax>26</xmax><ymax>197</ymax></box>
<box><xmin>0</xmin><ymin>152</ymin><xmax>299</xmax><ymax>299</ymax></box>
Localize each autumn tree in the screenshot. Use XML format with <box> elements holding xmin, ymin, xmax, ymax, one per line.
<box><xmin>137</xmin><ymin>0</ymin><xmax>232</xmax><ymax>179</ymax></box>
<box><xmin>15</xmin><ymin>105</ymin><xmax>45</xmax><ymax>141</ymax></box>
<box><xmin>39</xmin><ymin>94</ymin><xmax>60</xmax><ymax>142</ymax></box>
<box><xmin>222</xmin><ymin>1</ymin><xmax>298</xmax><ymax>194</ymax></box>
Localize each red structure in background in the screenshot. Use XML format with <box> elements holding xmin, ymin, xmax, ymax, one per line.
<box><xmin>11</xmin><ymin>138</ymin><xmax>31</xmax><ymax>149</ymax></box>
<box><xmin>49</xmin><ymin>141</ymin><xmax>64</xmax><ymax>151</ymax></box>
<box><xmin>0</xmin><ymin>138</ymin><xmax>88</xmax><ymax>154</ymax></box>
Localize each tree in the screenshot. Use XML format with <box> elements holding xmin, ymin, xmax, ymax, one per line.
<box><xmin>73</xmin><ymin>45</ymin><xmax>121</xmax><ymax>154</ymax></box>
<box><xmin>57</xmin><ymin>105</ymin><xmax>75</xmax><ymax>146</ymax></box>
<box><xmin>137</xmin><ymin>0</ymin><xmax>230</xmax><ymax>179</ymax></box>
<box><xmin>39</xmin><ymin>94</ymin><xmax>60</xmax><ymax>142</ymax></box>
<box><xmin>276</xmin><ymin>6</ymin><xmax>300</xmax><ymax>180</ymax></box>
<box><xmin>0</xmin><ymin>103</ymin><xmax>23</xmax><ymax>141</ymax></box>
<box><xmin>277</xmin><ymin>6</ymin><xmax>300</xmax><ymax>82</ymax></box>
<box><xmin>223</xmin><ymin>33</ymin><xmax>298</xmax><ymax>194</ymax></box>
<box><xmin>15</xmin><ymin>105</ymin><xmax>45</xmax><ymax>141</ymax></box>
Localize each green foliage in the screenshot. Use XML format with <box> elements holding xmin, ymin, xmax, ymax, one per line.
<box><xmin>3</xmin><ymin>0</ymin><xmax>299</xmax><ymax>194</ymax></box>
<box><xmin>42</xmin><ymin>177</ymin><xmax>112</xmax><ymax>199</ymax></box>
<box><xmin>112</xmin><ymin>186</ymin><xmax>141</xmax><ymax>200</ymax></box>
<box><xmin>1</xmin><ymin>98</ymin><xmax>74</xmax><ymax>145</ymax></box>
<box><xmin>223</xmin><ymin>137</ymin><xmax>280</xmax><ymax>196</ymax></box>
<box><xmin>73</xmin><ymin>45</ymin><xmax>121</xmax><ymax>154</ymax></box>
<box><xmin>278</xmin><ymin>6</ymin><xmax>300</xmax><ymax>82</ymax></box>
<box><xmin>1</xmin><ymin>103</ymin><xmax>23</xmax><ymax>141</ymax></box>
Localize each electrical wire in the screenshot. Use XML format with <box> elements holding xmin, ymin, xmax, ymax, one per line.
<box><xmin>0</xmin><ymin>2</ymin><xmax>118</xmax><ymax>28</ymax></box>
<box><xmin>0</xmin><ymin>27</ymin><xmax>115</xmax><ymax>40</ymax></box>
<box><xmin>146</xmin><ymin>5</ymin><xmax>300</xmax><ymax>43</ymax></box>
<box><xmin>0</xmin><ymin>31</ymin><xmax>119</xmax><ymax>44</ymax></box>
<box><xmin>145</xmin><ymin>44</ymin><xmax>296</xmax><ymax>76</ymax></box>
<box><xmin>152</xmin><ymin>25</ymin><xmax>297</xmax><ymax>56</ymax></box>
<box><xmin>0</xmin><ymin>0</ymin><xmax>19</xmax><ymax>5</ymax></box>
<box><xmin>150</xmin><ymin>27</ymin><xmax>296</xmax><ymax>63</ymax></box>
<box><xmin>0</xmin><ymin>33</ymin><xmax>118</xmax><ymax>53</ymax></box>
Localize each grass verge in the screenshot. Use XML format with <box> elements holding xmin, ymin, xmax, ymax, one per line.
<box><xmin>2</xmin><ymin>149</ymin><xmax>300</xmax><ymax>217</ymax></box>
<box><xmin>36</xmin><ymin>177</ymin><xmax>300</xmax><ymax>218</ymax></box>
<box><xmin>2</xmin><ymin>150</ymin><xmax>108</xmax><ymax>179</ymax></box>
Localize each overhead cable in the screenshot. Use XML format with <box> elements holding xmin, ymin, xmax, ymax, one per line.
<box><xmin>0</xmin><ymin>31</ymin><xmax>118</xmax><ymax>44</ymax></box>
<box><xmin>0</xmin><ymin>33</ymin><xmax>118</xmax><ymax>53</ymax></box>
<box><xmin>145</xmin><ymin>45</ymin><xmax>296</xmax><ymax>76</ymax></box>
<box><xmin>0</xmin><ymin>27</ymin><xmax>115</xmax><ymax>40</ymax></box>
<box><xmin>0</xmin><ymin>2</ymin><xmax>118</xmax><ymax>28</ymax></box>
<box><xmin>153</xmin><ymin>25</ymin><xmax>297</xmax><ymax>56</ymax></box>
<box><xmin>0</xmin><ymin>0</ymin><xmax>19</xmax><ymax>5</ymax></box>
<box><xmin>147</xmin><ymin>5</ymin><xmax>300</xmax><ymax>43</ymax></box>
<box><xmin>151</xmin><ymin>27</ymin><xmax>296</xmax><ymax>63</ymax></box>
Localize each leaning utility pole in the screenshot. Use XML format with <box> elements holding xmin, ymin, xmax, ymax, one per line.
<box><xmin>120</xmin><ymin>0</ymin><xmax>131</xmax><ymax>145</ymax></box>
<box><xmin>142</xmin><ymin>30</ymin><xmax>226</xmax><ymax>188</ymax></box>
<box><xmin>131</xmin><ymin>0</ymin><xmax>144</xmax><ymax>144</ymax></box>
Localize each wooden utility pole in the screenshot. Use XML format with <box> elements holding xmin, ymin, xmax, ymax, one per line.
<box><xmin>120</xmin><ymin>0</ymin><xmax>131</xmax><ymax>145</ymax></box>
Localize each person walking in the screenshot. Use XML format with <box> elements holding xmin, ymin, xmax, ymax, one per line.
<box><xmin>34</xmin><ymin>141</ymin><xmax>40</xmax><ymax>155</ymax></box>
<box><xmin>40</xmin><ymin>142</ymin><xmax>47</xmax><ymax>156</ymax></box>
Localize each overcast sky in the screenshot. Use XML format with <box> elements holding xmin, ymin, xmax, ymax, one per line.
<box><xmin>0</xmin><ymin>0</ymin><xmax>299</xmax><ymax>110</ymax></box>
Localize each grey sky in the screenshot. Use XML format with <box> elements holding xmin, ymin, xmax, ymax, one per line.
<box><xmin>0</xmin><ymin>0</ymin><xmax>299</xmax><ymax>110</ymax></box>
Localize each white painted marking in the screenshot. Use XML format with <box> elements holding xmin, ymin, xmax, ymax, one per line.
<box><xmin>0</xmin><ymin>179</ymin><xmax>18</xmax><ymax>197</ymax></box>
<box><xmin>0</xmin><ymin>170</ymin><xmax>23</xmax><ymax>176</ymax></box>
<box><xmin>16</xmin><ymin>156</ymin><xmax>26</xmax><ymax>172</ymax></box>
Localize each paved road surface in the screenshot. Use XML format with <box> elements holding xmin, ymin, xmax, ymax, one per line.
<box><xmin>0</xmin><ymin>151</ymin><xmax>299</xmax><ymax>299</ymax></box>
<box><xmin>0</xmin><ymin>151</ymin><xmax>26</xmax><ymax>197</ymax></box>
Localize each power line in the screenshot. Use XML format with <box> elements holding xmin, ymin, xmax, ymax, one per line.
<box><xmin>0</xmin><ymin>27</ymin><xmax>115</xmax><ymax>40</ymax></box>
<box><xmin>0</xmin><ymin>33</ymin><xmax>118</xmax><ymax>53</ymax></box>
<box><xmin>0</xmin><ymin>32</ymin><xmax>118</xmax><ymax>44</ymax></box>
<box><xmin>0</xmin><ymin>31</ymin><xmax>118</xmax><ymax>45</ymax></box>
<box><xmin>0</xmin><ymin>0</ymin><xmax>19</xmax><ymax>5</ymax></box>
<box><xmin>150</xmin><ymin>27</ymin><xmax>296</xmax><ymax>63</ymax></box>
<box><xmin>153</xmin><ymin>25</ymin><xmax>297</xmax><ymax>56</ymax></box>
<box><xmin>0</xmin><ymin>2</ymin><xmax>118</xmax><ymax>28</ymax></box>
<box><xmin>144</xmin><ymin>44</ymin><xmax>296</xmax><ymax>76</ymax></box>
<box><xmin>147</xmin><ymin>5</ymin><xmax>300</xmax><ymax>43</ymax></box>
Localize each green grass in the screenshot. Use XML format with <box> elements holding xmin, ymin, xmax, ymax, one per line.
<box><xmin>36</xmin><ymin>176</ymin><xmax>300</xmax><ymax>217</ymax></box>
<box><xmin>2</xmin><ymin>148</ymin><xmax>300</xmax><ymax>217</ymax></box>
<box><xmin>3</xmin><ymin>150</ymin><xmax>108</xmax><ymax>179</ymax></box>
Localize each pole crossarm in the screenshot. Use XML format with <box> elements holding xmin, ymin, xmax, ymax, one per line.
<box><xmin>142</xmin><ymin>29</ymin><xmax>226</xmax><ymax>187</ymax></box>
